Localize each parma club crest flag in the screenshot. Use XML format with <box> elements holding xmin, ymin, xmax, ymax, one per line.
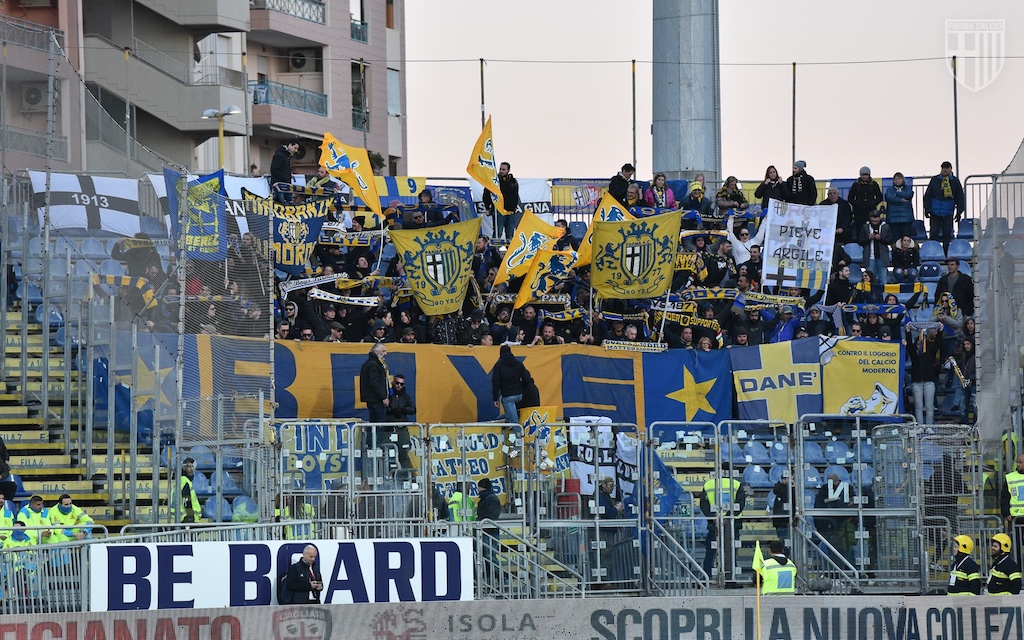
<box><xmin>319</xmin><ymin>132</ymin><xmax>383</xmax><ymax>225</ymax></box>
<box><xmin>163</xmin><ymin>168</ymin><xmax>228</xmax><ymax>260</ymax></box>
<box><xmin>592</xmin><ymin>210</ymin><xmax>681</xmax><ymax>299</ymax></box>
<box><xmin>466</xmin><ymin>115</ymin><xmax>505</xmax><ymax>214</ymax></box>
<box><xmin>390</xmin><ymin>217</ymin><xmax>482</xmax><ymax>316</ymax></box>
<box><xmin>495</xmin><ymin>210</ymin><xmax>563</xmax><ymax>286</ymax></box>
<box><xmin>515</xmin><ymin>249</ymin><xmax>578</xmax><ymax>309</ymax></box>
<box><xmin>576</xmin><ymin>192</ymin><xmax>635</xmax><ymax>267</ymax></box>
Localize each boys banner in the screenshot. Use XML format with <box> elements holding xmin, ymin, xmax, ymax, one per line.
<box><xmin>761</xmin><ymin>198</ymin><xmax>837</xmax><ymax>291</ymax></box>
<box><xmin>389</xmin><ymin>217</ymin><xmax>482</xmax><ymax>316</ymax></box>
<box><xmin>820</xmin><ymin>337</ymin><xmax>904</xmax><ymax>415</ymax></box>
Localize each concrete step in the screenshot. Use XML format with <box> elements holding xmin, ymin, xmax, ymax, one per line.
<box><xmin>8</xmin><ymin>453</ymin><xmax>72</xmax><ymax>467</ymax></box>
<box><xmin>22</xmin><ymin>479</ymin><xmax>94</xmax><ymax>493</ymax></box>
<box><xmin>0</xmin><ymin>405</ymin><xmax>28</xmax><ymax>418</ymax></box>
<box><xmin>0</xmin><ymin>429</ymin><xmax>49</xmax><ymax>444</ymax></box>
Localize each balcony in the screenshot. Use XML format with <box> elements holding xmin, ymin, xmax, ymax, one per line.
<box><xmin>251</xmin><ymin>0</ymin><xmax>326</xmax><ymax>25</ymax></box>
<box><xmin>249</xmin><ymin>80</ymin><xmax>327</xmax><ymax>116</ymax></box>
<box><xmin>351</xmin><ymin>108</ymin><xmax>368</xmax><ymax>132</ymax></box>
<box><xmin>1</xmin><ymin>125</ymin><xmax>68</xmax><ymax>161</ymax></box>
<box><xmin>350</xmin><ymin>19</ymin><xmax>368</xmax><ymax>43</ymax></box>
<box><xmin>0</xmin><ymin>16</ymin><xmax>65</xmax><ymax>51</ymax></box>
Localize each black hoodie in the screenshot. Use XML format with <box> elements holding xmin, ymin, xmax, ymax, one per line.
<box><xmin>491</xmin><ymin>345</ymin><xmax>532</xmax><ymax>401</ymax></box>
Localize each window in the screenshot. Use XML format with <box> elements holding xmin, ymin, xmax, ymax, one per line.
<box><xmin>386</xmin><ymin>0</ymin><xmax>394</xmax><ymax>29</ymax></box>
<box><xmin>387</xmin><ymin>68</ymin><xmax>401</xmax><ymax>116</ymax></box>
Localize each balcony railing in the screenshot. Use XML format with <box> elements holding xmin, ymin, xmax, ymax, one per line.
<box><xmin>0</xmin><ymin>16</ymin><xmax>65</xmax><ymax>51</ymax></box>
<box><xmin>350</xmin><ymin>19</ymin><xmax>368</xmax><ymax>43</ymax></box>
<box><xmin>1</xmin><ymin>125</ymin><xmax>68</xmax><ymax>161</ymax></box>
<box><xmin>249</xmin><ymin>80</ymin><xmax>327</xmax><ymax>116</ymax></box>
<box><xmin>351</xmin><ymin>107</ymin><xmax>367</xmax><ymax>132</ymax></box>
<box><xmin>251</xmin><ymin>0</ymin><xmax>326</xmax><ymax>25</ymax></box>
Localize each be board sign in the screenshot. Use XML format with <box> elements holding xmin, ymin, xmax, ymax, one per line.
<box><xmin>89</xmin><ymin>538</ymin><xmax>473</xmax><ymax>611</ymax></box>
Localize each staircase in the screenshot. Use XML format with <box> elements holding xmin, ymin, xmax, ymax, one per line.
<box><xmin>2</xmin><ymin>312</ymin><xmax>160</xmax><ymax>532</ymax></box>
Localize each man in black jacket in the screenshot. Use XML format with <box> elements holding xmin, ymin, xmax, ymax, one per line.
<box><xmin>270</xmin><ymin>138</ymin><xmax>299</xmax><ymax>204</ymax></box>
<box><xmin>785</xmin><ymin>161</ymin><xmax>817</xmax><ymax>206</ymax></box>
<box><xmin>359</xmin><ymin>343</ymin><xmax>389</xmax><ymax>423</ymax></box>
<box><xmin>608</xmin><ymin>163</ymin><xmax>636</xmax><ymax>207</ymax></box>
<box><xmin>491</xmin><ymin>345</ymin><xmax>532</xmax><ymax>425</ymax></box>
<box><xmin>936</xmin><ymin>258</ymin><xmax>974</xmax><ymax>317</ymax></box>
<box><xmin>484</xmin><ymin>162</ymin><xmax>521</xmax><ymax>240</ymax></box>
<box><xmin>283</xmin><ymin>545</ymin><xmax>324</xmax><ymax>604</ymax></box>
<box><xmin>385</xmin><ymin>374</ymin><xmax>416</xmax><ymax>470</ymax></box>
<box><xmin>820</xmin><ymin>186</ymin><xmax>855</xmax><ymax>244</ymax></box>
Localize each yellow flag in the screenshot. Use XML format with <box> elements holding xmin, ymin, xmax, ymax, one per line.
<box><xmin>520</xmin><ymin>406</ymin><xmax>562</xmax><ymax>471</ymax></box>
<box><xmin>515</xmin><ymin>249</ymin><xmax>578</xmax><ymax>309</ymax></box>
<box><xmin>592</xmin><ymin>210</ymin><xmax>681</xmax><ymax>299</ymax></box>
<box><xmin>389</xmin><ymin>217</ymin><xmax>482</xmax><ymax>316</ymax></box>
<box><xmin>495</xmin><ymin>210</ymin><xmax>562</xmax><ymax>286</ymax></box>
<box><xmin>576</xmin><ymin>192</ymin><xmax>635</xmax><ymax>267</ymax></box>
<box><xmin>318</xmin><ymin>132</ymin><xmax>383</xmax><ymax>225</ymax></box>
<box><xmin>752</xmin><ymin>538</ymin><xmax>764</xmax><ymax>571</ymax></box>
<box><xmin>466</xmin><ymin>116</ymin><xmax>504</xmax><ymax>213</ymax></box>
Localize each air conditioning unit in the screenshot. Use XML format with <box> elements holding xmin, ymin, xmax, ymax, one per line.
<box><xmin>21</xmin><ymin>82</ymin><xmax>47</xmax><ymax>113</ymax></box>
<box><xmin>288</xmin><ymin>49</ymin><xmax>316</xmax><ymax>72</ymax></box>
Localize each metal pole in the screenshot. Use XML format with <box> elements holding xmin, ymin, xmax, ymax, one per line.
<box><xmin>218</xmin><ymin>115</ymin><xmax>225</xmax><ymax>170</ymax></box>
<box><xmin>791</xmin><ymin>62</ymin><xmax>797</xmax><ymax>167</ymax></box>
<box><xmin>631</xmin><ymin>59</ymin><xmax>637</xmax><ymax>173</ymax></box>
<box><xmin>129</xmin><ymin>323</ymin><xmax>139</xmax><ymax>520</ymax></box>
<box><xmin>2</xmin><ymin>39</ymin><xmax>7</xmax><ymax>187</ymax></box>
<box><xmin>952</xmin><ymin>56</ymin><xmax>960</xmax><ymax>178</ymax></box>
<box><xmin>41</xmin><ymin>33</ymin><xmax>57</xmax><ymax>436</ymax></box>
<box><xmin>125</xmin><ymin>46</ymin><xmax>131</xmax><ymax>176</ymax></box>
<box><xmin>242</xmin><ymin>50</ymin><xmax>251</xmax><ymax>174</ymax></box>
<box><xmin>359</xmin><ymin>58</ymin><xmax>368</xmax><ymax>150</ymax></box>
<box><xmin>479</xmin><ymin>58</ymin><xmax>486</xmax><ymax>129</ymax></box>
<box><xmin>174</xmin><ymin>166</ymin><xmax>188</xmax><ymax>523</ymax></box>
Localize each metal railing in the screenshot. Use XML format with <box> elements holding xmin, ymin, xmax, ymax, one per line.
<box><xmin>350</xmin><ymin>19</ymin><xmax>369</xmax><ymax>43</ymax></box>
<box><xmin>249</xmin><ymin>80</ymin><xmax>328</xmax><ymax>116</ymax></box>
<box><xmin>131</xmin><ymin>36</ymin><xmax>190</xmax><ymax>85</ymax></box>
<box><xmin>2</xmin><ymin>125</ymin><xmax>69</xmax><ymax>161</ymax></box>
<box><xmin>251</xmin><ymin>0</ymin><xmax>326</xmax><ymax>24</ymax></box>
<box><xmin>794</xmin><ymin>517</ymin><xmax>860</xmax><ymax>595</ymax></box>
<box><xmin>352</xmin><ymin>106</ymin><xmax>367</xmax><ymax>131</ymax></box>
<box><xmin>117</xmin><ymin>520</ymin><xmax>307</xmax><ymax>543</ymax></box>
<box><xmin>475</xmin><ymin>521</ymin><xmax>585</xmax><ymax>600</ymax></box>
<box><xmin>647</xmin><ymin>520</ymin><xmax>709</xmax><ymax>595</ymax></box>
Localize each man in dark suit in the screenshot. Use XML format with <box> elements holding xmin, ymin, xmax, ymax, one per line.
<box><xmin>283</xmin><ymin>545</ymin><xmax>324</xmax><ymax>604</ymax></box>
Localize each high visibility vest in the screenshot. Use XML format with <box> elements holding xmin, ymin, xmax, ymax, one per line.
<box><xmin>49</xmin><ymin>504</ymin><xmax>94</xmax><ymax>543</ymax></box>
<box><xmin>1006</xmin><ymin>471</ymin><xmax>1024</xmax><ymax>517</ymax></box>
<box><xmin>275</xmin><ymin>504</ymin><xmax>315</xmax><ymax>540</ymax></box>
<box><xmin>448</xmin><ymin>492</ymin><xmax>475</xmax><ymax>522</ymax></box>
<box><xmin>16</xmin><ymin>506</ymin><xmax>50</xmax><ymax>543</ymax></box>
<box><xmin>759</xmin><ymin>557</ymin><xmax>797</xmax><ymax>595</ymax></box>
<box><xmin>703</xmin><ymin>478</ymin><xmax>741</xmax><ymax>512</ymax></box>
<box><xmin>181</xmin><ymin>476</ymin><xmax>200</xmax><ymax>522</ymax></box>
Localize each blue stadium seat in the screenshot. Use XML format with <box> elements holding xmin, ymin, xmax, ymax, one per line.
<box><xmin>54</xmin><ymin>236</ymin><xmax>79</xmax><ymax>260</ymax></box>
<box><xmin>913</xmin><ymin>220</ymin><xmax>928</xmax><ymax>242</ymax></box>
<box><xmin>919</xmin><ymin>442</ymin><xmax>943</xmax><ymax>463</ymax></box>
<box><xmin>847</xmin><ymin>263</ymin><xmax>862</xmax><ymax>283</ymax></box>
<box><xmin>803</xmin><ymin>468</ymin><xmax>823</xmax><ymax>489</ymax></box>
<box><xmin>189</xmin><ymin>445</ymin><xmax>216</xmax><ymax>470</ymax></box>
<box><xmin>854</xmin><ymin>440</ymin><xmax>873</xmax><ymax>463</ymax></box>
<box><xmin>10</xmin><ymin>473</ymin><xmax>28</xmax><ymax>498</ymax></box>
<box><xmin>99</xmin><ymin>259</ymin><xmax>126</xmax><ymax>277</ymax></box>
<box><xmin>956</xmin><ymin>261</ymin><xmax>971</xmax><ymax>278</ymax></box>
<box><xmin>918</xmin><ymin>240</ymin><xmax>945</xmax><ymax>263</ymax></box>
<box><xmin>74</xmin><ymin>259</ymin><xmax>100</xmax><ymax>278</ymax></box>
<box><xmin>568</xmin><ymin>221</ymin><xmax>587</xmax><ymax>240</ymax></box>
<box><xmin>140</xmin><ymin>216</ymin><xmax>168</xmax><ymax>238</ymax></box>
<box><xmin>16</xmin><ymin>282</ymin><xmax>43</xmax><ymax>305</ymax></box>
<box><xmin>210</xmin><ymin>470</ymin><xmax>242</xmax><ymax>495</ymax></box>
<box><xmin>192</xmin><ymin>471</ymin><xmax>212</xmax><ymax>495</ymax></box>
<box><xmin>843</xmin><ymin>242</ymin><xmax>863</xmax><ymax>265</ymax></box>
<box><xmin>852</xmin><ymin>465</ymin><xmax>875</xmax><ymax>489</ymax></box>
<box><xmin>918</xmin><ymin>262</ymin><xmax>943</xmax><ymax>283</ymax></box>
<box><xmin>1005</xmin><ymin>238</ymin><xmax>1024</xmax><ymax>260</ymax></box>
<box><xmin>231</xmin><ymin>495</ymin><xmax>258</xmax><ymax>523</ymax></box>
<box><xmin>35</xmin><ymin>306</ymin><xmax>63</xmax><ymax>328</ymax></box>
<box><xmin>946</xmin><ymin>239</ymin><xmax>972</xmax><ymax>263</ymax></box>
<box><xmin>742</xmin><ymin>464</ymin><xmax>774</xmax><ymax>488</ymax></box>
<box><xmin>802</xmin><ymin>441</ymin><xmax>827</xmax><ymax>465</ymax></box>
<box><xmin>28</xmin><ymin>236</ymin><xmax>43</xmax><ymax>258</ymax></box>
<box><xmin>956</xmin><ymin>218</ymin><xmax>974</xmax><ymax>241</ymax></box>
<box><xmin>769</xmin><ymin>465</ymin><xmax>787</xmax><ymax>485</ymax></box>
<box><xmin>203</xmin><ymin>497</ymin><xmax>233</xmax><ymax>522</ymax></box>
<box><xmin>81</xmin><ymin>237</ymin><xmax>108</xmax><ymax>261</ymax></box>
<box><xmin>742</xmin><ymin>441</ymin><xmax>771</xmax><ymax>464</ymax></box>
<box><xmin>222</xmin><ymin>446</ymin><xmax>244</xmax><ymax>468</ymax></box>
<box><xmin>824</xmin><ymin>441</ymin><xmax>852</xmax><ymax>464</ymax></box>
<box><xmin>770</xmin><ymin>441</ymin><xmax>789</xmax><ymax>464</ymax></box>
<box><xmin>1012</xmin><ymin>217</ymin><xmax>1024</xmax><ymax>236</ymax></box>
<box><xmin>823</xmin><ymin>465</ymin><xmax>851</xmax><ymax>484</ymax></box>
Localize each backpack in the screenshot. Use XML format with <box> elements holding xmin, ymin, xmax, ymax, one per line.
<box><xmin>277</xmin><ymin>573</ymin><xmax>292</xmax><ymax>605</ymax></box>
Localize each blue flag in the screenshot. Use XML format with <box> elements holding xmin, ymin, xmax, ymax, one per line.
<box><xmin>643</xmin><ymin>348</ymin><xmax>732</xmax><ymax>438</ymax></box>
<box><xmin>164</xmin><ymin>168</ymin><xmax>228</xmax><ymax>261</ymax></box>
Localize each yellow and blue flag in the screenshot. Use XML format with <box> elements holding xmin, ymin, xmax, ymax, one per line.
<box><xmin>592</xmin><ymin>210</ymin><xmax>682</xmax><ymax>299</ymax></box>
<box><xmin>577</xmin><ymin>192</ymin><xmax>635</xmax><ymax>267</ymax></box>
<box><xmin>164</xmin><ymin>168</ymin><xmax>227</xmax><ymax>260</ymax></box>
<box><xmin>319</xmin><ymin>132</ymin><xmax>383</xmax><ymax>224</ymax></box>
<box><xmin>466</xmin><ymin>116</ymin><xmax>504</xmax><ymax>213</ymax></box>
<box><xmin>389</xmin><ymin>217</ymin><xmax>482</xmax><ymax>316</ymax></box>
<box><xmin>643</xmin><ymin>349</ymin><xmax>732</xmax><ymax>437</ymax></box>
<box><xmin>729</xmin><ymin>337</ymin><xmax>823</xmax><ymax>424</ymax></box>
<box><xmin>515</xmin><ymin>249</ymin><xmax>578</xmax><ymax>309</ymax></box>
<box><xmin>495</xmin><ymin>210</ymin><xmax>562</xmax><ymax>286</ymax></box>
<box><xmin>241</xmin><ymin>188</ymin><xmax>330</xmax><ymax>276</ymax></box>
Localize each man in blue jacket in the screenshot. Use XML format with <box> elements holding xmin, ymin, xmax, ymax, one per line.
<box><xmin>923</xmin><ymin>161</ymin><xmax>966</xmax><ymax>252</ymax></box>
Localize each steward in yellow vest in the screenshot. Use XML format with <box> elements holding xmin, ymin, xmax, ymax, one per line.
<box><xmin>181</xmin><ymin>457</ymin><xmax>200</xmax><ymax>523</ymax></box>
<box><xmin>1002</xmin><ymin>454</ymin><xmax>1024</xmax><ymax>524</ymax></box>
<box><xmin>757</xmin><ymin>540</ymin><xmax>797</xmax><ymax>595</ymax></box>
<box><xmin>49</xmin><ymin>493</ymin><xmax>95</xmax><ymax>543</ymax></box>
<box><xmin>448</xmin><ymin>491</ymin><xmax>475</xmax><ymax>522</ymax></box>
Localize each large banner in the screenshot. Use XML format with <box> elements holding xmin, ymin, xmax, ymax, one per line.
<box><xmin>820</xmin><ymin>337</ymin><xmax>904</xmax><ymax>415</ymax></box>
<box><xmin>470</xmin><ymin>177</ymin><xmax>552</xmax><ymax>216</ymax></box>
<box><xmin>242</xmin><ymin>188</ymin><xmax>330</xmax><ymax>275</ymax></box>
<box><xmin>592</xmin><ymin>210</ymin><xmax>681</xmax><ymax>298</ymax></box>
<box><xmin>89</xmin><ymin>538</ymin><xmax>473</xmax><ymax>610</ymax></box>
<box><xmin>730</xmin><ymin>337</ymin><xmax>824</xmax><ymax>424</ymax></box>
<box><xmin>163</xmin><ymin>168</ymin><xmax>228</xmax><ymax>260</ymax></box>
<box><xmin>30</xmin><ymin>171</ymin><xmax>142</xmax><ymax>236</ymax></box>
<box><xmin>761</xmin><ymin>198</ymin><xmax>837</xmax><ymax>291</ymax></box>
<box><xmin>277</xmin><ymin>421</ymin><xmax>357</xmax><ymax>490</ymax></box>
<box><xmin>390</xmin><ymin>217</ymin><xmax>482</xmax><ymax>316</ymax></box>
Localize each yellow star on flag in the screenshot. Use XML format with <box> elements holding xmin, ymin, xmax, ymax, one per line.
<box><xmin>665</xmin><ymin>366</ymin><xmax>716</xmax><ymax>421</ymax></box>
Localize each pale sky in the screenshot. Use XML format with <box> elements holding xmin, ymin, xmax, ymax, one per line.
<box><xmin>405</xmin><ymin>0</ymin><xmax>1024</xmax><ymax>183</ymax></box>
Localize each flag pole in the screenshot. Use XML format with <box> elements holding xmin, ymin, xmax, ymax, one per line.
<box><xmin>656</xmin><ymin>286</ymin><xmax>670</xmax><ymax>343</ymax></box>
<box><xmin>753</xmin><ymin>538</ymin><xmax>763</xmax><ymax>640</ymax></box>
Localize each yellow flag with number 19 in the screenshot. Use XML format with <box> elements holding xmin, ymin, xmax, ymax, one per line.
<box><xmin>466</xmin><ymin>116</ymin><xmax>504</xmax><ymax>214</ymax></box>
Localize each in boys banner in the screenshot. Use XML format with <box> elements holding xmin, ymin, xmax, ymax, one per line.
<box><xmin>820</xmin><ymin>337</ymin><xmax>904</xmax><ymax>415</ymax></box>
<box><xmin>241</xmin><ymin>188</ymin><xmax>330</xmax><ymax>275</ymax></box>
<box><xmin>761</xmin><ymin>198</ymin><xmax>837</xmax><ymax>291</ymax></box>
<box><xmin>276</xmin><ymin>421</ymin><xmax>356</xmax><ymax>490</ymax></box>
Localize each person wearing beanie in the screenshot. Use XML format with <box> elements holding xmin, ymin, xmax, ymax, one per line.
<box><xmin>923</xmin><ymin>161</ymin><xmax>966</xmax><ymax>253</ymax></box>
<box><xmin>679</xmin><ymin>181</ymin><xmax>713</xmax><ymax>230</ymax></box>
<box><xmin>848</xmin><ymin>166</ymin><xmax>883</xmax><ymax>243</ymax></box>
<box><xmin>491</xmin><ymin>345</ymin><xmax>533</xmax><ymax>425</ymax></box>
<box><xmin>785</xmin><ymin>161</ymin><xmax>817</xmax><ymax>206</ymax></box>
